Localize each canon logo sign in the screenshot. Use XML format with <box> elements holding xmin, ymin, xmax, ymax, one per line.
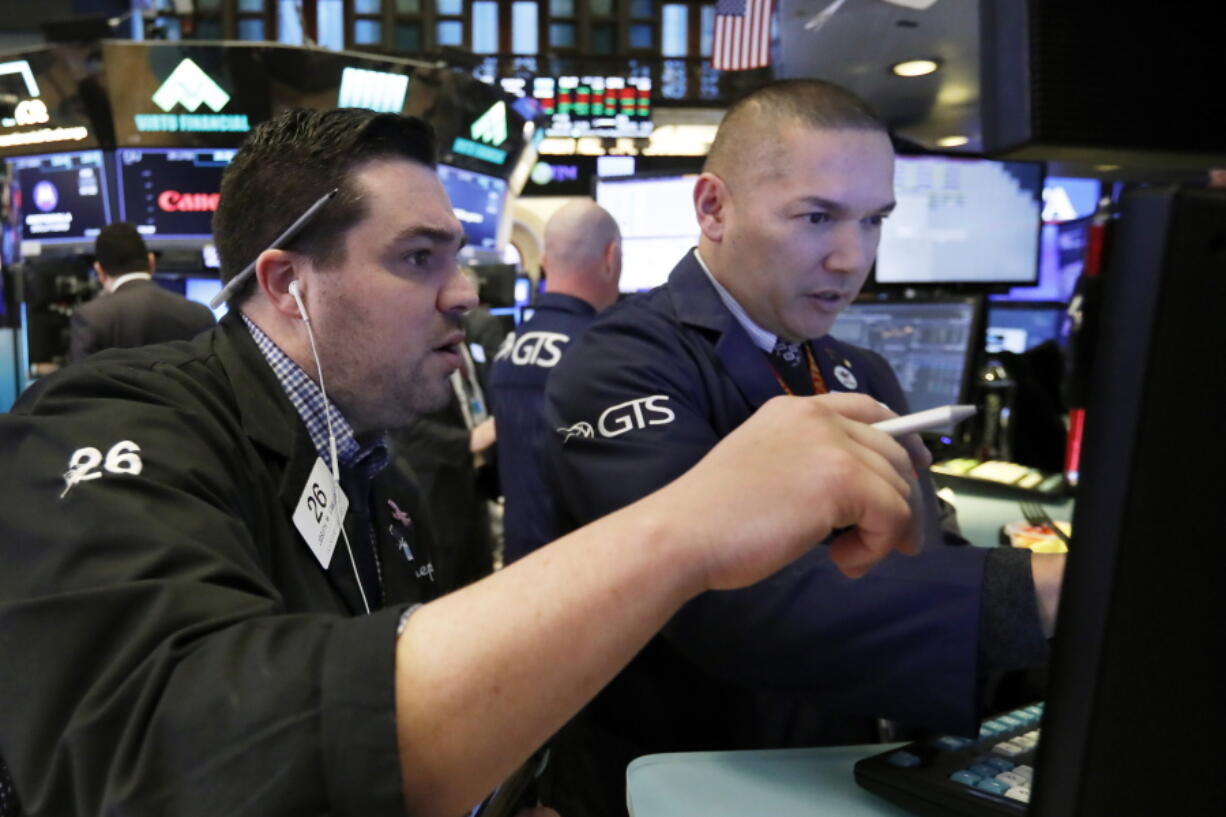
<box><xmin>157</xmin><ymin>190</ymin><xmax>220</xmax><ymax>212</ymax></box>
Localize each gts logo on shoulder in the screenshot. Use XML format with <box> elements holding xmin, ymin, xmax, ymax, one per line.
<box><xmin>497</xmin><ymin>331</ymin><xmax>571</xmax><ymax>368</ymax></box>
<box><xmin>557</xmin><ymin>395</ymin><xmax>675</xmax><ymax>442</ymax></box>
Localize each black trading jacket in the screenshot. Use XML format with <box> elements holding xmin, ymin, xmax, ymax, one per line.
<box><xmin>0</xmin><ymin>313</ymin><xmax>439</xmax><ymax>817</ymax></box>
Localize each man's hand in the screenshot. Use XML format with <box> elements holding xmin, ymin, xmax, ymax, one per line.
<box><xmin>649</xmin><ymin>393</ymin><xmax>927</xmax><ymax>590</ymax></box>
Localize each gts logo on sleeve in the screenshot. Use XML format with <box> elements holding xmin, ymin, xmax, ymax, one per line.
<box><xmin>557</xmin><ymin>395</ymin><xmax>675</xmax><ymax>443</ymax></box>
<box><xmin>496</xmin><ymin>331</ymin><xmax>571</xmax><ymax>368</ymax></box>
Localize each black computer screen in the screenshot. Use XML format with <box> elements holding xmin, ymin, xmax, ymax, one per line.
<box><xmin>829</xmin><ymin>297</ymin><xmax>982</xmax><ymax>428</ymax></box>
<box><xmin>875</xmin><ymin>156</ymin><xmax>1043</xmax><ymax>286</ymax></box>
<box><xmin>1031</xmin><ymin>187</ymin><xmax>1222</xmax><ymax>816</ymax></box>
<box><xmin>437</xmin><ymin>164</ymin><xmax>506</xmax><ymax>252</ymax></box>
<box><xmin>9</xmin><ymin>151</ymin><xmax>113</xmax><ymax>245</ymax></box>
<box><xmin>985</xmin><ymin>301</ymin><xmax>1067</xmax><ymax>353</ymax></box>
<box><xmin>114</xmin><ymin>148</ymin><xmax>234</xmax><ymax>240</ymax></box>
<box><xmin>594</xmin><ymin>172</ymin><xmax>700</xmax><ymax>293</ymax></box>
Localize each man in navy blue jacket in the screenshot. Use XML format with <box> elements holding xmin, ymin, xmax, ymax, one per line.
<box><xmin>541</xmin><ymin>80</ymin><xmax>1064</xmax><ymax>816</ymax></box>
<box><xmin>491</xmin><ymin>199</ymin><xmax>623</xmax><ymax>564</ymax></box>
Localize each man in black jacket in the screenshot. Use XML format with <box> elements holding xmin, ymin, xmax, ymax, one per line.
<box><xmin>68</xmin><ymin>222</ymin><xmax>215</xmax><ymax>361</ymax></box>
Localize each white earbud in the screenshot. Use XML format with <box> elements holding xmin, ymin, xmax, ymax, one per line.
<box><xmin>288</xmin><ymin>280</ymin><xmax>308</xmax><ymax>322</ymax></box>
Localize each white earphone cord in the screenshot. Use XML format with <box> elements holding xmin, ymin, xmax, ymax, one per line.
<box><xmin>293</xmin><ymin>284</ymin><xmax>372</xmax><ymax>615</ymax></box>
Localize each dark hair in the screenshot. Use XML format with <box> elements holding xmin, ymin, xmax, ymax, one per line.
<box><xmin>704</xmin><ymin>79</ymin><xmax>888</xmax><ymax>180</ymax></box>
<box><xmin>212</xmin><ymin>108</ymin><xmax>437</xmax><ymax>304</ymax></box>
<box><xmin>94</xmin><ymin>222</ymin><xmax>150</xmax><ymax>274</ymax></box>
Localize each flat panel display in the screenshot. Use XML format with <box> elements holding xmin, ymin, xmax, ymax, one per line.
<box><xmin>9</xmin><ymin>150</ymin><xmax>113</xmax><ymax>245</ymax></box>
<box><xmin>594</xmin><ymin>172</ymin><xmax>700</xmax><ymax>293</ymax></box>
<box><xmin>875</xmin><ymin>156</ymin><xmax>1043</xmax><ymax>286</ymax></box>
<box><xmin>184</xmin><ymin>277</ymin><xmax>227</xmax><ymax>321</ymax></box>
<box><xmin>985</xmin><ymin>301</ymin><xmax>1067</xmax><ymax>353</ymax></box>
<box><xmin>829</xmin><ymin>297</ymin><xmax>983</xmax><ymax>431</ymax></box>
<box><xmin>503</xmin><ymin>76</ymin><xmax>652</xmax><ymax>139</ymax></box>
<box><xmin>437</xmin><ymin>163</ymin><xmax>506</xmax><ymax>252</ymax></box>
<box><xmin>115</xmin><ymin>148</ymin><xmax>235</xmax><ymax>239</ymax></box>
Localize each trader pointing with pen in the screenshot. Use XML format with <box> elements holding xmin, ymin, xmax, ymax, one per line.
<box><xmin>0</xmin><ymin>106</ymin><xmax>927</xmax><ymax>817</ymax></box>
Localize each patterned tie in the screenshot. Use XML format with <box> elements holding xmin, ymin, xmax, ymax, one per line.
<box><xmin>768</xmin><ymin>339</ymin><xmax>816</xmax><ymax>395</ymax></box>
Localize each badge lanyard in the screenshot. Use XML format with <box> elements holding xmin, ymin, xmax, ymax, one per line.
<box><xmin>768</xmin><ymin>344</ymin><xmax>830</xmax><ymax>396</ymax></box>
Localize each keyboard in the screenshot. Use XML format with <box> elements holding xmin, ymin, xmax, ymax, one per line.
<box><xmin>854</xmin><ymin>703</ymin><xmax>1043</xmax><ymax>817</ymax></box>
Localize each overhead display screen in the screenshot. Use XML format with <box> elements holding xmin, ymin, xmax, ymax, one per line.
<box><xmin>874</xmin><ymin>157</ymin><xmax>1043</xmax><ymax>286</ymax></box>
<box><xmin>9</xmin><ymin>150</ymin><xmax>112</xmax><ymax>244</ymax></box>
<box><xmin>437</xmin><ymin>163</ymin><xmax>507</xmax><ymax>252</ymax></box>
<box><xmin>115</xmin><ymin>148</ymin><xmax>234</xmax><ymax>239</ymax></box>
<box><xmin>503</xmin><ymin>75</ymin><xmax>652</xmax><ymax>139</ymax></box>
<box><xmin>595</xmin><ymin>172</ymin><xmax>700</xmax><ymax>293</ymax></box>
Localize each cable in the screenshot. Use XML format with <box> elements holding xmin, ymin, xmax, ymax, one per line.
<box><xmin>289</xmin><ymin>280</ymin><xmax>371</xmax><ymax>615</ymax></box>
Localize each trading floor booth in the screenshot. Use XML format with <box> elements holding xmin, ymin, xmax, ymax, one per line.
<box><xmin>0</xmin><ymin>40</ymin><xmax>537</xmax><ymax>405</ymax></box>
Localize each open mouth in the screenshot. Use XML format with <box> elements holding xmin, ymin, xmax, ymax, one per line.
<box><xmin>810</xmin><ymin>290</ymin><xmax>846</xmax><ymax>306</ymax></box>
<box><xmin>432</xmin><ymin>336</ymin><xmax>465</xmax><ymax>366</ymax></box>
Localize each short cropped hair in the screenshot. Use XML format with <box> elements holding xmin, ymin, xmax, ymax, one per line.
<box><xmin>212</xmin><ymin>108</ymin><xmax>437</xmax><ymax>304</ymax></box>
<box><xmin>94</xmin><ymin>222</ymin><xmax>150</xmax><ymax>275</ymax></box>
<box><xmin>704</xmin><ymin>79</ymin><xmax>888</xmax><ymax>185</ymax></box>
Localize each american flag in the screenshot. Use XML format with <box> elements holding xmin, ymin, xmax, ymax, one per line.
<box><xmin>712</xmin><ymin>0</ymin><xmax>774</xmax><ymax>72</ymax></box>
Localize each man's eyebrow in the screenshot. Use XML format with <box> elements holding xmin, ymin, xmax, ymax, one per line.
<box><xmin>392</xmin><ymin>225</ymin><xmax>466</xmax><ymax>246</ymax></box>
<box><xmin>794</xmin><ymin>196</ymin><xmax>897</xmax><ymax>216</ymax></box>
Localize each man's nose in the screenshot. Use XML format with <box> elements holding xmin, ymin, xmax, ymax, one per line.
<box><xmin>823</xmin><ymin>222</ymin><xmax>871</xmax><ymax>274</ymax></box>
<box><xmin>443</xmin><ymin>263</ymin><xmax>480</xmax><ymax>313</ymax></box>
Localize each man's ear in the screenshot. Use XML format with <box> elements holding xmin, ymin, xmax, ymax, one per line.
<box><xmin>92</xmin><ymin>261</ymin><xmax>106</xmax><ymax>283</ymax></box>
<box><xmin>693</xmin><ymin>172</ymin><xmax>728</xmax><ymax>243</ymax></box>
<box><xmin>603</xmin><ymin>241</ymin><xmax>618</xmax><ymax>280</ymax></box>
<box><xmin>146</xmin><ymin>252</ymin><xmax>157</xmax><ymax>274</ymax></box>
<box><xmin>254</xmin><ymin>248</ymin><xmax>306</xmax><ymax>320</ymax></box>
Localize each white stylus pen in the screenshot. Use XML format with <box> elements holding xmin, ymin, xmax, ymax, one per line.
<box><xmin>872</xmin><ymin>404</ymin><xmax>978</xmax><ymax>437</ymax></box>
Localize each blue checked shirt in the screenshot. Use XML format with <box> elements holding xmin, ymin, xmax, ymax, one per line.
<box><xmin>242</xmin><ymin>315</ymin><xmax>389</xmax><ymax>477</ymax></box>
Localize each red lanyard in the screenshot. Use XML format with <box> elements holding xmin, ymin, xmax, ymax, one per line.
<box><xmin>768</xmin><ymin>344</ymin><xmax>829</xmax><ymax>396</ymax></box>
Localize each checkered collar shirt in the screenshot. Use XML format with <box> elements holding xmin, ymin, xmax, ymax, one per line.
<box><xmin>241</xmin><ymin>314</ymin><xmax>389</xmax><ymax>476</ymax></box>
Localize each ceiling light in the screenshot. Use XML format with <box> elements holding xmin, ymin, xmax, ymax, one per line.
<box><xmin>892</xmin><ymin>59</ymin><xmax>939</xmax><ymax>77</ymax></box>
<box><xmin>937</xmin><ymin>135</ymin><xmax>969</xmax><ymax>147</ymax></box>
<box><xmin>1095</xmin><ymin>164</ymin><xmax>1121</xmax><ymax>172</ymax></box>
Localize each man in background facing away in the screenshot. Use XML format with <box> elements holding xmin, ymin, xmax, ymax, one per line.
<box><xmin>490</xmin><ymin>199</ymin><xmax>622</xmax><ymax>564</ymax></box>
<box><xmin>69</xmin><ymin>222</ymin><xmax>215</xmax><ymax>362</ymax></box>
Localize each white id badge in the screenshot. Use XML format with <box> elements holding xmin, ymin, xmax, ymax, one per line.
<box><xmin>293</xmin><ymin>458</ymin><xmax>349</xmax><ymax>570</ymax></box>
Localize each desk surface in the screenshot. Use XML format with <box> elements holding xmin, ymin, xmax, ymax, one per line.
<box><xmin>627</xmin><ymin>745</ymin><xmax>915</xmax><ymax>817</ymax></box>
<box><xmin>943</xmin><ymin>483</ymin><xmax>1074</xmax><ymax>549</ymax></box>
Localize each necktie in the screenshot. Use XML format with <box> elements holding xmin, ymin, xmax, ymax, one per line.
<box><xmin>768</xmin><ymin>339</ymin><xmax>816</xmax><ymax>396</ymax></box>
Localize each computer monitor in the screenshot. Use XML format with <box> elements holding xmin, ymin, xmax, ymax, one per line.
<box><xmin>184</xmin><ymin>277</ymin><xmax>227</xmax><ymax>321</ymax></box>
<box><xmin>829</xmin><ymin>296</ymin><xmax>983</xmax><ymax>432</ymax></box>
<box><xmin>874</xmin><ymin>155</ymin><xmax>1043</xmax><ymax>287</ymax></box>
<box><xmin>1030</xmin><ymin>187</ymin><xmax>1221</xmax><ymax>815</ymax></box>
<box><xmin>437</xmin><ymin>164</ymin><xmax>507</xmax><ymax>252</ymax></box>
<box><xmin>985</xmin><ymin>301</ymin><xmax>1067</xmax><ymax>354</ymax></box>
<box><xmin>594</xmin><ymin>172</ymin><xmax>700</xmax><ymax>293</ymax></box>
<box><xmin>113</xmin><ymin>148</ymin><xmax>235</xmax><ymax>240</ymax></box>
<box><xmin>9</xmin><ymin>150</ymin><xmax>114</xmax><ymax>246</ymax></box>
